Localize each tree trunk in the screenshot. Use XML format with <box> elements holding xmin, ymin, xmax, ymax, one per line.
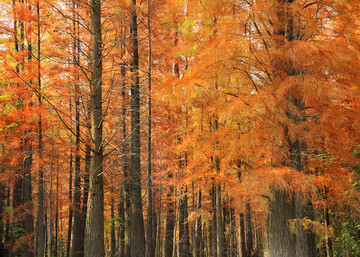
<box><xmin>196</xmin><ymin>190</ymin><xmax>203</xmax><ymax>257</ymax></box>
<box><xmin>67</xmin><ymin>151</ymin><xmax>73</xmax><ymax>257</ymax></box>
<box><xmin>80</xmin><ymin>146</ymin><xmax>90</xmax><ymax>256</ymax></box>
<box><xmin>265</xmin><ymin>189</ymin><xmax>296</xmax><ymax>257</ymax></box>
<box><xmin>84</xmin><ymin>0</ymin><xmax>104</xmax><ymax>254</ymax></box>
<box><xmin>164</xmin><ymin>192</ymin><xmax>175</xmax><ymax>257</ymax></box>
<box><xmin>210</xmin><ymin>186</ymin><xmax>217</xmax><ymax>257</ymax></box>
<box><xmin>119</xmin><ymin>20</ymin><xmax>130</xmax><ymax>257</ymax></box>
<box><xmin>23</xmin><ymin>21</ymin><xmax>34</xmax><ymax>255</ymax></box>
<box><xmin>71</xmin><ymin>99</ymin><xmax>82</xmax><ymax>257</ymax></box>
<box><xmin>146</xmin><ymin>0</ymin><xmax>154</xmax><ymax>254</ymax></box>
<box><xmin>5</xmin><ymin>187</ymin><xmax>10</xmax><ymax>256</ymax></box>
<box><xmin>36</xmin><ymin>4</ymin><xmax>45</xmax><ymax>256</ymax></box>
<box><xmin>129</xmin><ymin>0</ymin><xmax>146</xmax><ymax>254</ymax></box>
<box><xmin>192</xmin><ymin>185</ymin><xmax>198</xmax><ymax>257</ymax></box>
<box><xmin>216</xmin><ymin>184</ymin><xmax>225</xmax><ymax>257</ymax></box>
<box><xmin>70</xmin><ymin>19</ymin><xmax>82</xmax><ymax>256</ymax></box>
<box><xmin>110</xmin><ymin>197</ymin><xmax>116</xmax><ymax>257</ymax></box>
<box><xmin>245</xmin><ymin>201</ymin><xmax>253</xmax><ymax>256</ymax></box>
<box><xmin>118</xmin><ymin>188</ymin><xmax>125</xmax><ymax>257</ymax></box>
<box><xmin>70</xmin><ymin>0</ymin><xmax>82</xmax><ymax>254</ymax></box>
<box><xmin>55</xmin><ymin>174</ymin><xmax>59</xmax><ymax>257</ymax></box>
<box><xmin>179</xmin><ymin>189</ymin><xmax>190</xmax><ymax>257</ymax></box>
<box><xmin>48</xmin><ymin>134</ymin><xmax>54</xmax><ymax>257</ymax></box>
<box><xmin>0</xmin><ymin>174</ymin><xmax>6</xmax><ymax>256</ymax></box>
<box><xmin>324</xmin><ymin>207</ymin><xmax>333</xmax><ymax>257</ymax></box>
<box><xmin>239</xmin><ymin>213</ymin><xmax>246</xmax><ymax>257</ymax></box>
<box><xmin>23</xmin><ymin>139</ymin><xmax>34</xmax><ymax>256</ymax></box>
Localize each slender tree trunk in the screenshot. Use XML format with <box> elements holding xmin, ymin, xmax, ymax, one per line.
<box><xmin>11</xmin><ymin>3</ymin><xmax>25</xmax><ymax>254</ymax></box>
<box><xmin>164</xmin><ymin>195</ymin><xmax>175</xmax><ymax>257</ymax></box>
<box><xmin>192</xmin><ymin>184</ymin><xmax>198</xmax><ymax>257</ymax></box>
<box><xmin>67</xmin><ymin>151</ymin><xmax>73</xmax><ymax>257</ymax></box>
<box><xmin>324</xmin><ymin>207</ymin><xmax>333</xmax><ymax>257</ymax></box>
<box><xmin>196</xmin><ymin>190</ymin><xmax>203</xmax><ymax>257</ymax></box>
<box><xmin>70</xmin><ymin>2</ymin><xmax>82</xmax><ymax>250</ymax></box>
<box><xmin>124</xmin><ymin>184</ymin><xmax>131</xmax><ymax>257</ymax></box>
<box><xmin>23</xmin><ymin>18</ymin><xmax>34</xmax><ymax>254</ymax></box>
<box><xmin>129</xmin><ymin>0</ymin><xmax>146</xmax><ymax>254</ymax></box>
<box><xmin>245</xmin><ymin>201</ymin><xmax>253</xmax><ymax>256</ymax></box>
<box><xmin>48</xmin><ymin>132</ymin><xmax>54</xmax><ymax>257</ymax></box>
<box><xmin>119</xmin><ymin>20</ymin><xmax>130</xmax><ymax>257</ymax></box>
<box><xmin>172</xmin><ymin>195</ymin><xmax>179</xmax><ymax>257</ymax></box>
<box><xmin>110</xmin><ymin>197</ymin><xmax>116</xmax><ymax>257</ymax></box>
<box><xmin>80</xmin><ymin>146</ymin><xmax>90</xmax><ymax>256</ymax></box>
<box><xmin>210</xmin><ymin>186</ymin><xmax>217</xmax><ymax>257</ymax></box>
<box><xmin>23</xmin><ymin>134</ymin><xmax>34</xmax><ymax>257</ymax></box>
<box><xmin>179</xmin><ymin>188</ymin><xmax>190</xmax><ymax>257</ymax></box>
<box><xmin>36</xmin><ymin>5</ymin><xmax>45</xmax><ymax>255</ymax></box>
<box><xmin>84</xmin><ymin>0</ymin><xmax>104</xmax><ymax>254</ymax></box>
<box><xmin>239</xmin><ymin>213</ymin><xmax>246</xmax><ymax>257</ymax></box>
<box><xmin>216</xmin><ymin>184</ymin><xmax>225</xmax><ymax>257</ymax></box>
<box><xmin>118</xmin><ymin>189</ymin><xmax>125</xmax><ymax>257</ymax></box>
<box><xmin>155</xmin><ymin>154</ymin><xmax>162</xmax><ymax>257</ymax></box>
<box><xmin>0</xmin><ymin>172</ymin><xmax>6</xmax><ymax>256</ymax></box>
<box><xmin>55</xmin><ymin>174</ymin><xmax>59</xmax><ymax>257</ymax></box>
<box><xmin>145</xmin><ymin>0</ymin><xmax>154</xmax><ymax>254</ymax></box>
<box><xmin>0</xmin><ymin>182</ymin><xmax>6</xmax><ymax>256</ymax></box>
<box><xmin>71</xmin><ymin>96</ymin><xmax>82</xmax><ymax>257</ymax></box>
<box><xmin>229</xmin><ymin>208</ymin><xmax>237</xmax><ymax>257</ymax></box>
<box><xmin>5</xmin><ymin>187</ymin><xmax>10</xmax><ymax>256</ymax></box>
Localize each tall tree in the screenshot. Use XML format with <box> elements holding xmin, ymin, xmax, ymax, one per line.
<box><xmin>146</xmin><ymin>0</ymin><xmax>155</xmax><ymax>254</ymax></box>
<box><xmin>70</xmin><ymin>0</ymin><xmax>83</xmax><ymax>254</ymax></box>
<box><xmin>36</xmin><ymin>1</ymin><xmax>45</xmax><ymax>256</ymax></box>
<box><xmin>129</xmin><ymin>0</ymin><xmax>146</xmax><ymax>254</ymax></box>
<box><xmin>84</xmin><ymin>0</ymin><xmax>104</xmax><ymax>254</ymax></box>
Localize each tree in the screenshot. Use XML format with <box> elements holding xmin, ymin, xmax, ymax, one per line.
<box><xmin>129</xmin><ymin>0</ymin><xmax>146</xmax><ymax>254</ymax></box>
<box><xmin>84</xmin><ymin>0</ymin><xmax>104</xmax><ymax>255</ymax></box>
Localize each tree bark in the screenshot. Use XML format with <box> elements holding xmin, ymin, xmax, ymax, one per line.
<box><xmin>245</xmin><ymin>201</ymin><xmax>253</xmax><ymax>257</ymax></box>
<box><xmin>145</xmin><ymin>0</ymin><xmax>154</xmax><ymax>254</ymax></box>
<box><xmin>48</xmin><ymin>133</ymin><xmax>54</xmax><ymax>257</ymax></box>
<box><xmin>324</xmin><ymin>207</ymin><xmax>333</xmax><ymax>257</ymax></box>
<box><xmin>196</xmin><ymin>190</ymin><xmax>203</xmax><ymax>257</ymax></box>
<box><xmin>129</xmin><ymin>0</ymin><xmax>146</xmax><ymax>254</ymax></box>
<box><xmin>179</xmin><ymin>189</ymin><xmax>190</xmax><ymax>257</ymax></box>
<box><xmin>216</xmin><ymin>184</ymin><xmax>226</xmax><ymax>257</ymax></box>
<box><xmin>265</xmin><ymin>189</ymin><xmax>296</xmax><ymax>257</ymax></box>
<box><xmin>239</xmin><ymin>213</ymin><xmax>246</xmax><ymax>257</ymax></box>
<box><xmin>80</xmin><ymin>146</ymin><xmax>90</xmax><ymax>256</ymax></box>
<box><xmin>119</xmin><ymin>20</ymin><xmax>130</xmax><ymax>257</ymax></box>
<box><xmin>35</xmin><ymin>5</ymin><xmax>45</xmax><ymax>255</ymax></box>
<box><xmin>110</xmin><ymin>197</ymin><xmax>116</xmax><ymax>257</ymax></box>
<box><xmin>164</xmin><ymin>192</ymin><xmax>175</xmax><ymax>257</ymax></box>
<box><xmin>55</xmin><ymin>174</ymin><xmax>59</xmax><ymax>257</ymax></box>
<box><xmin>70</xmin><ymin>0</ymin><xmax>82</xmax><ymax>250</ymax></box>
<box><xmin>118</xmin><ymin>188</ymin><xmax>125</xmax><ymax>257</ymax></box>
<box><xmin>84</xmin><ymin>0</ymin><xmax>104</xmax><ymax>254</ymax></box>
<box><xmin>67</xmin><ymin>152</ymin><xmax>73</xmax><ymax>257</ymax></box>
<box><xmin>210</xmin><ymin>186</ymin><xmax>217</xmax><ymax>257</ymax></box>
<box><xmin>23</xmin><ymin>17</ymin><xmax>34</xmax><ymax>254</ymax></box>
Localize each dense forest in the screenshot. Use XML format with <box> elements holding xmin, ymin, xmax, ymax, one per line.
<box><xmin>0</xmin><ymin>0</ymin><xmax>359</xmax><ymax>256</ymax></box>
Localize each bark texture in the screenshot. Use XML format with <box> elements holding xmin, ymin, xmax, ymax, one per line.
<box><xmin>84</xmin><ymin>0</ymin><xmax>104</xmax><ymax>255</ymax></box>
<box><xmin>129</xmin><ymin>0</ymin><xmax>146</xmax><ymax>254</ymax></box>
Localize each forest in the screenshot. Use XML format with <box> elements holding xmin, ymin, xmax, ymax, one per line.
<box><xmin>0</xmin><ymin>0</ymin><xmax>359</xmax><ymax>256</ymax></box>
